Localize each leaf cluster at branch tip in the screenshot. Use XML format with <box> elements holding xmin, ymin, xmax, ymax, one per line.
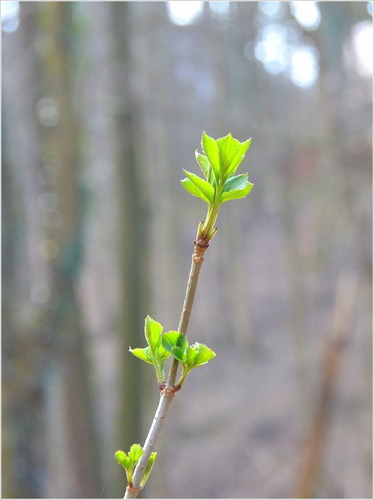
<box><xmin>181</xmin><ymin>132</ymin><xmax>253</xmax><ymax>206</ymax></box>
<box><xmin>181</xmin><ymin>132</ymin><xmax>253</xmax><ymax>242</ymax></box>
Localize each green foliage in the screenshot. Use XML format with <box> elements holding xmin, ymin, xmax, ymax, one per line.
<box><xmin>115</xmin><ymin>445</ymin><xmax>157</xmax><ymax>487</ymax></box>
<box><xmin>181</xmin><ymin>132</ymin><xmax>253</xmax><ymax>242</ymax></box>
<box><xmin>130</xmin><ymin>318</ymin><xmax>216</xmax><ymax>388</ymax></box>
<box><xmin>161</xmin><ymin>331</ymin><xmax>189</xmax><ymax>363</ymax></box>
<box><xmin>162</xmin><ymin>332</ymin><xmax>216</xmax><ymax>387</ymax></box>
<box><xmin>141</xmin><ymin>451</ymin><xmax>157</xmax><ymax>488</ymax></box>
<box><xmin>129</xmin><ymin>316</ymin><xmax>171</xmax><ymax>384</ymax></box>
<box><xmin>181</xmin><ymin>170</ymin><xmax>215</xmax><ymax>205</ymax></box>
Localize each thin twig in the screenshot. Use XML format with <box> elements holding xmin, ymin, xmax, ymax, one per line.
<box><xmin>124</xmin><ymin>242</ymin><xmax>207</xmax><ymax>498</ymax></box>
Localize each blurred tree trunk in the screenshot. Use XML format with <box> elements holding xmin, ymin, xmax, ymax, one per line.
<box><xmin>35</xmin><ymin>3</ymin><xmax>101</xmax><ymax>496</ymax></box>
<box><xmin>109</xmin><ymin>1</ymin><xmax>150</xmax><ymax>488</ymax></box>
<box><xmin>2</xmin><ymin>4</ymin><xmax>52</xmax><ymax>496</ymax></box>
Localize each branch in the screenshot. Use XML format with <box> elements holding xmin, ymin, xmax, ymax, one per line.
<box><xmin>124</xmin><ymin>243</ymin><xmax>206</xmax><ymax>498</ymax></box>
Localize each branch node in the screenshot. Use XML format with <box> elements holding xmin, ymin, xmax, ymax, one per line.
<box><xmin>162</xmin><ymin>387</ymin><xmax>177</xmax><ymax>398</ymax></box>
<box><xmin>193</xmin><ymin>239</ymin><xmax>209</xmax><ymax>263</ymax></box>
<box><xmin>125</xmin><ymin>485</ymin><xmax>142</xmax><ymax>498</ymax></box>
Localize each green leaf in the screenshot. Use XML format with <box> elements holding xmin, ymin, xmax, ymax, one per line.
<box><xmin>202</xmin><ymin>132</ymin><xmax>220</xmax><ymax>182</ymax></box>
<box><xmin>115</xmin><ymin>450</ymin><xmax>130</xmax><ymax>470</ymax></box>
<box><xmin>185</xmin><ymin>343</ymin><xmax>216</xmax><ymax>369</ymax></box>
<box><xmin>144</xmin><ymin>316</ymin><xmax>163</xmax><ymax>352</ymax></box>
<box><xmin>222</xmin><ymin>173</ymin><xmax>250</xmax><ymax>193</ymax></box>
<box><xmin>225</xmin><ymin>139</ymin><xmax>252</xmax><ymax>179</ymax></box>
<box><xmin>141</xmin><ymin>452</ymin><xmax>157</xmax><ymax>488</ymax></box>
<box><xmin>181</xmin><ymin>178</ymin><xmax>211</xmax><ymax>204</ymax></box>
<box><xmin>183</xmin><ymin>170</ymin><xmax>215</xmax><ymax>204</ymax></box>
<box><xmin>130</xmin><ymin>317</ymin><xmax>171</xmax><ymax>383</ymax></box>
<box><xmin>129</xmin><ymin>346</ymin><xmax>154</xmax><ymax>365</ymax></box>
<box><xmin>156</xmin><ymin>344</ymin><xmax>172</xmax><ymax>364</ymax></box>
<box><xmin>216</xmin><ymin>133</ymin><xmax>239</xmax><ymax>175</ymax></box>
<box><xmin>162</xmin><ymin>331</ymin><xmax>188</xmax><ymax>354</ymax></box>
<box><xmin>185</xmin><ymin>346</ymin><xmax>198</xmax><ymax>367</ymax></box>
<box><xmin>171</xmin><ymin>346</ymin><xmax>187</xmax><ymax>363</ymax></box>
<box><xmin>195</xmin><ymin>151</ymin><xmax>215</xmax><ymax>184</ymax></box>
<box><xmin>128</xmin><ymin>444</ymin><xmax>143</xmax><ymax>465</ymax></box>
<box><xmin>220</xmin><ymin>178</ymin><xmax>254</xmax><ymax>203</ymax></box>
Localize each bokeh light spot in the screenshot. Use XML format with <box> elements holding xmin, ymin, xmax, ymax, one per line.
<box><xmin>290</xmin><ymin>1</ymin><xmax>320</xmax><ymax>31</ymax></box>
<box><xmin>290</xmin><ymin>46</ymin><xmax>319</xmax><ymax>87</ymax></box>
<box><xmin>167</xmin><ymin>1</ymin><xmax>203</xmax><ymax>26</ymax></box>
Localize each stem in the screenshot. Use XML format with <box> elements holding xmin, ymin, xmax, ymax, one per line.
<box><xmin>124</xmin><ymin>243</ymin><xmax>206</xmax><ymax>498</ymax></box>
<box><xmin>200</xmin><ymin>203</ymin><xmax>220</xmax><ymax>242</ymax></box>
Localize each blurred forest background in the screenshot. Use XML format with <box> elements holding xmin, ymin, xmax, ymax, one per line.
<box><xmin>1</xmin><ymin>1</ymin><xmax>372</xmax><ymax>498</ymax></box>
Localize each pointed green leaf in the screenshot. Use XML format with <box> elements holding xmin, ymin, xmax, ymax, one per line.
<box><xmin>214</xmin><ymin>135</ymin><xmax>251</xmax><ymax>180</ymax></box>
<box><xmin>183</xmin><ymin>170</ymin><xmax>215</xmax><ymax>204</ymax></box>
<box><xmin>193</xmin><ymin>344</ymin><xmax>216</xmax><ymax>367</ymax></box>
<box><xmin>185</xmin><ymin>345</ymin><xmax>198</xmax><ymax>367</ymax></box>
<box><xmin>222</xmin><ymin>173</ymin><xmax>250</xmax><ymax>193</ymax></box>
<box><xmin>220</xmin><ymin>180</ymin><xmax>254</xmax><ymax>203</ymax></box>
<box><xmin>156</xmin><ymin>344</ymin><xmax>172</xmax><ymax>365</ymax></box>
<box><xmin>216</xmin><ymin>133</ymin><xmax>238</xmax><ymax>175</ymax></box>
<box><xmin>181</xmin><ymin>178</ymin><xmax>211</xmax><ymax>204</ymax></box>
<box><xmin>195</xmin><ymin>151</ymin><xmax>215</xmax><ymax>184</ymax></box>
<box><xmin>144</xmin><ymin>316</ymin><xmax>163</xmax><ymax>352</ymax></box>
<box><xmin>223</xmin><ymin>138</ymin><xmax>251</xmax><ymax>179</ymax></box>
<box><xmin>202</xmin><ymin>132</ymin><xmax>220</xmax><ymax>182</ymax></box>
<box><xmin>141</xmin><ymin>452</ymin><xmax>157</xmax><ymax>488</ymax></box>
<box><xmin>185</xmin><ymin>343</ymin><xmax>216</xmax><ymax>369</ymax></box>
<box><xmin>129</xmin><ymin>346</ymin><xmax>154</xmax><ymax>365</ymax></box>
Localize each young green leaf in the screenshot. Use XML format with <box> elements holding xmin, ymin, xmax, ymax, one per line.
<box><xmin>220</xmin><ymin>174</ymin><xmax>254</xmax><ymax>203</ymax></box>
<box><xmin>115</xmin><ymin>450</ymin><xmax>130</xmax><ymax>470</ymax></box>
<box><xmin>140</xmin><ymin>452</ymin><xmax>157</xmax><ymax>488</ymax></box>
<box><xmin>162</xmin><ymin>331</ymin><xmax>188</xmax><ymax>355</ymax></box>
<box><xmin>175</xmin><ymin>341</ymin><xmax>217</xmax><ymax>387</ymax></box>
<box><xmin>202</xmin><ymin>132</ymin><xmax>221</xmax><ymax>182</ymax></box>
<box><xmin>144</xmin><ymin>316</ymin><xmax>171</xmax><ymax>365</ymax></box>
<box><xmin>115</xmin><ymin>445</ymin><xmax>145</xmax><ymax>485</ymax></box>
<box><xmin>130</xmin><ymin>317</ymin><xmax>171</xmax><ymax>384</ymax></box>
<box><xmin>222</xmin><ymin>173</ymin><xmax>250</xmax><ymax>192</ymax></box>
<box><xmin>216</xmin><ymin>136</ymin><xmax>251</xmax><ymax>180</ymax></box>
<box><xmin>195</xmin><ymin>151</ymin><xmax>215</xmax><ymax>185</ymax></box>
<box><xmin>145</xmin><ymin>316</ymin><xmax>163</xmax><ymax>352</ymax></box>
<box><xmin>172</xmin><ymin>346</ymin><xmax>188</xmax><ymax>363</ymax></box>
<box><xmin>185</xmin><ymin>345</ymin><xmax>198</xmax><ymax>367</ymax></box>
<box><xmin>128</xmin><ymin>444</ymin><xmax>143</xmax><ymax>465</ymax></box>
<box><xmin>220</xmin><ymin>184</ymin><xmax>253</xmax><ymax>203</ymax></box>
<box><xmin>186</xmin><ymin>342</ymin><xmax>216</xmax><ymax>368</ymax></box>
<box><xmin>129</xmin><ymin>346</ymin><xmax>154</xmax><ymax>365</ymax></box>
<box><xmin>181</xmin><ymin>177</ymin><xmax>211</xmax><ymax>204</ymax></box>
<box><xmin>183</xmin><ymin>170</ymin><xmax>215</xmax><ymax>204</ymax></box>
<box><xmin>216</xmin><ymin>133</ymin><xmax>239</xmax><ymax>176</ymax></box>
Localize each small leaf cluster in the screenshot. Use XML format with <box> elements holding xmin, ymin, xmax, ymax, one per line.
<box><xmin>162</xmin><ymin>331</ymin><xmax>216</xmax><ymax>387</ymax></box>
<box><xmin>181</xmin><ymin>132</ymin><xmax>253</xmax><ymax>242</ymax></box>
<box><xmin>129</xmin><ymin>316</ymin><xmax>171</xmax><ymax>384</ymax></box>
<box><xmin>115</xmin><ymin>445</ymin><xmax>156</xmax><ymax>488</ymax></box>
<box><xmin>129</xmin><ymin>316</ymin><xmax>215</xmax><ymax>387</ymax></box>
